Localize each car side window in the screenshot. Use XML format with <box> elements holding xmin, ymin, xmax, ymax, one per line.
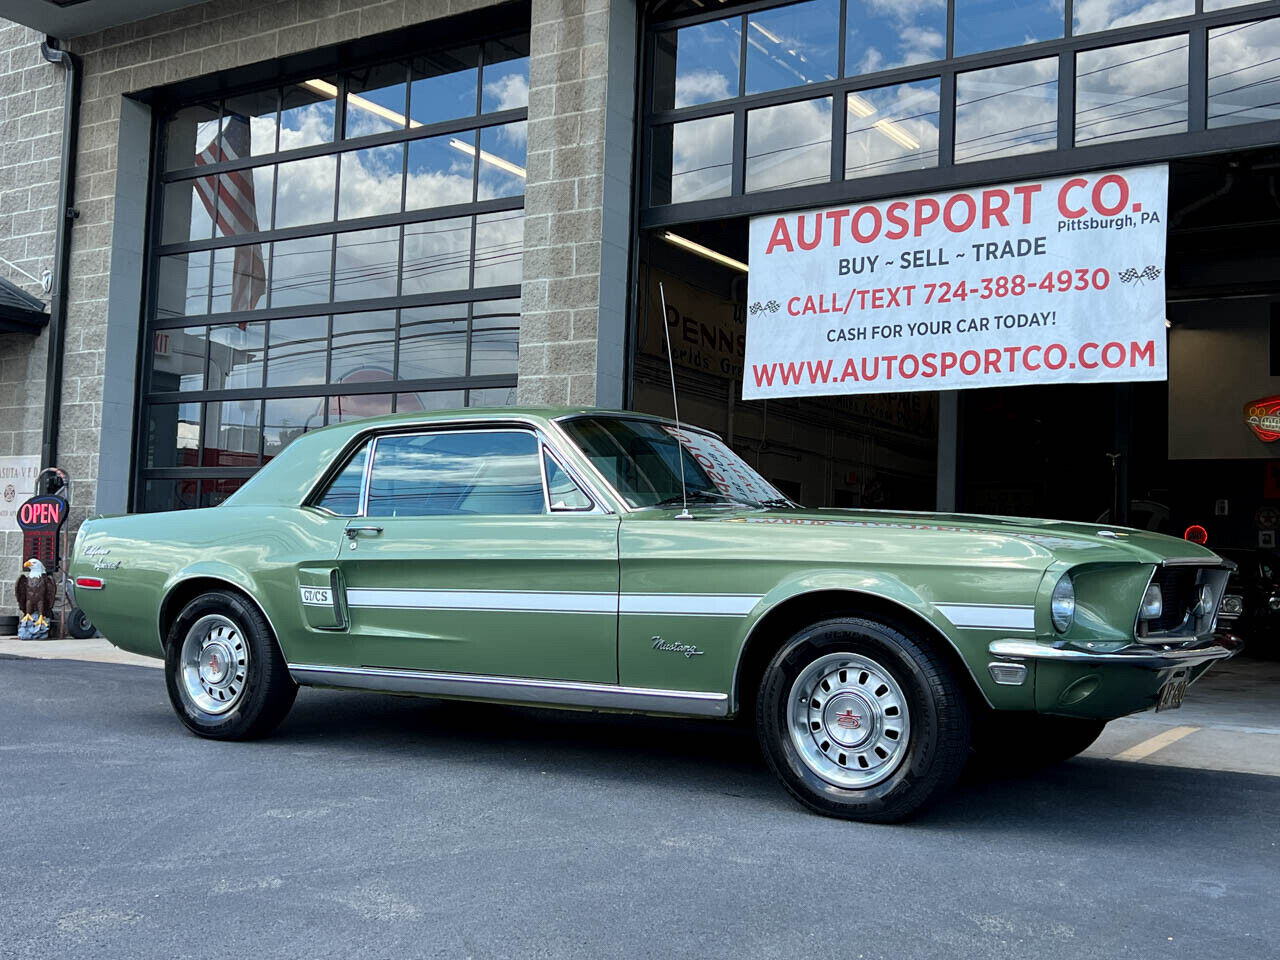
<box><xmin>315</xmin><ymin>443</ymin><xmax>369</xmax><ymax>516</ymax></box>
<box><xmin>544</xmin><ymin>449</ymin><xmax>592</xmax><ymax>510</ymax></box>
<box><xmin>366</xmin><ymin>430</ymin><xmax>546</xmax><ymax>518</ymax></box>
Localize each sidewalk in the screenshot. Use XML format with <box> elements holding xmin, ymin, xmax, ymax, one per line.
<box><xmin>0</xmin><ymin>635</ymin><xmax>160</xmax><ymax>668</ymax></box>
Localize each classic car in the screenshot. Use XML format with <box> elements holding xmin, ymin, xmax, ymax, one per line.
<box><xmin>68</xmin><ymin>408</ymin><xmax>1238</xmax><ymax>822</ymax></box>
<box><xmin>1213</xmin><ymin>547</ymin><xmax>1279</xmax><ymax>658</ymax></box>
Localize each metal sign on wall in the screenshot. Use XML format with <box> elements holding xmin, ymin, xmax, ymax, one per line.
<box><xmin>743</xmin><ymin>165</ymin><xmax>1169</xmax><ymax>399</ymax></box>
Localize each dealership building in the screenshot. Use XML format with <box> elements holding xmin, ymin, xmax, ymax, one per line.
<box><xmin>1</xmin><ymin>0</ymin><xmax>1279</xmax><ymax>614</ymax></box>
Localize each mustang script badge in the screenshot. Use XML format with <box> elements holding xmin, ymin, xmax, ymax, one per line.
<box><xmin>651</xmin><ymin>636</ymin><xmax>705</xmax><ymax>658</ymax></box>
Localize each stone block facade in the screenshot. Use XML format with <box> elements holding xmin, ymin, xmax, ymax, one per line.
<box><xmin>0</xmin><ymin>22</ymin><xmax>63</xmax><ymax>604</ymax></box>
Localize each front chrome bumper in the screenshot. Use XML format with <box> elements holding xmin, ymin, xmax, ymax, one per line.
<box><xmin>988</xmin><ymin>636</ymin><xmax>1239</xmax><ymax>669</ymax></box>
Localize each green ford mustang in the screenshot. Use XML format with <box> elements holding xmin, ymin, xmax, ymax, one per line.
<box><xmin>69</xmin><ymin>408</ymin><xmax>1237</xmax><ymax>821</ymax></box>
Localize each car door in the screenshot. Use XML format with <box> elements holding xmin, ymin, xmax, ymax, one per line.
<box><xmin>332</xmin><ymin>425</ymin><xmax>620</xmax><ymax>682</ymax></box>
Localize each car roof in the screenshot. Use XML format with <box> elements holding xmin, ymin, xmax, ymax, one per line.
<box><xmin>224</xmin><ymin>406</ymin><xmax>681</xmax><ymax>508</ymax></box>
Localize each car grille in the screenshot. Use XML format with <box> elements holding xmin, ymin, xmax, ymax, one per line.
<box><xmin>1147</xmin><ymin>566</ymin><xmax>1199</xmax><ymax>633</ymax></box>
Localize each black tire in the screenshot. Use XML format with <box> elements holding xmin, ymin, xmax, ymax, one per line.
<box><xmin>971</xmin><ymin>711</ymin><xmax>1107</xmax><ymax>769</ymax></box>
<box><xmin>66</xmin><ymin>606</ymin><xmax>97</xmax><ymax>639</ymax></box>
<box><xmin>756</xmin><ymin>616</ymin><xmax>971</xmax><ymax>823</ymax></box>
<box><xmin>164</xmin><ymin>590</ymin><xmax>297</xmax><ymax>740</ymax></box>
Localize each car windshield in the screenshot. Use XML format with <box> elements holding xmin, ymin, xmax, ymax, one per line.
<box><xmin>559</xmin><ymin>416</ymin><xmax>792</xmax><ymax>510</ymax></box>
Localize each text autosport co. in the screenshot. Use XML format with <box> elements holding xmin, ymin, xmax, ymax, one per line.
<box><xmin>759</xmin><ymin>172</ymin><xmax>1158</xmax><ymax>255</ymax></box>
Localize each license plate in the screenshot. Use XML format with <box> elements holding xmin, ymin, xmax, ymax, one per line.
<box><xmin>1155</xmin><ymin>673</ymin><xmax>1189</xmax><ymax>712</ymax></box>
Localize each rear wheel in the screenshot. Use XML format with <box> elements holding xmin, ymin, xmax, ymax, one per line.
<box><xmin>756</xmin><ymin>616</ymin><xmax>971</xmax><ymax>823</ymax></box>
<box><xmin>164</xmin><ymin>590</ymin><xmax>296</xmax><ymax>740</ymax></box>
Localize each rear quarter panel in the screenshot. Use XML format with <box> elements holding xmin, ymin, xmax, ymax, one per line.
<box><xmin>71</xmin><ymin>506</ymin><xmax>343</xmax><ymax>661</ymax></box>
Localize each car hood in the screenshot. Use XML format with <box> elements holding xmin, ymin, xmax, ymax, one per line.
<box><xmin>715</xmin><ymin>506</ymin><xmax>1224</xmax><ymax>566</ymax></box>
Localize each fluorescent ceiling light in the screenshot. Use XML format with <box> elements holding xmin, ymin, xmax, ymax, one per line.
<box><xmin>872</xmin><ymin>118</ymin><xmax>919</xmax><ymax>150</ymax></box>
<box><xmin>448</xmin><ymin>138</ymin><xmax>527</xmax><ymax>178</ymax></box>
<box><xmin>301</xmin><ymin>78</ymin><xmax>526</xmax><ymax>180</ymax></box>
<box><xmin>661</xmin><ymin>231</ymin><xmax>748</xmax><ymax>273</ymax></box>
<box><xmin>749</xmin><ymin>21</ymin><xmax>783</xmax><ymax>44</ymax></box>
<box><xmin>846</xmin><ymin>94</ymin><xmax>920</xmax><ymax>149</ymax></box>
<box><xmin>847</xmin><ymin>93</ymin><xmax>875</xmax><ymax>118</ymax></box>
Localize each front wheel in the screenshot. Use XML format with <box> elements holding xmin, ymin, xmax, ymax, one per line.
<box><xmin>756</xmin><ymin>617</ymin><xmax>971</xmax><ymax>823</ymax></box>
<box><xmin>164</xmin><ymin>590</ymin><xmax>297</xmax><ymax>740</ymax></box>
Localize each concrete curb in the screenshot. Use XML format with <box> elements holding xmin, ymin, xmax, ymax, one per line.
<box><xmin>0</xmin><ymin>635</ymin><xmax>161</xmax><ymax>669</ymax></box>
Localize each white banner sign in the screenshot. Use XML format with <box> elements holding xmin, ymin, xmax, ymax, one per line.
<box><xmin>744</xmin><ymin>165</ymin><xmax>1169</xmax><ymax>398</ymax></box>
<box><xmin>0</xmin><ymin>456</ymin><xmax>40</xmax><ymax>533</ymax></box>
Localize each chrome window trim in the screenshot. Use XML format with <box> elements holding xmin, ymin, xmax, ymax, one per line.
<box><xmin>540</xmin><ymin>444</ymin><xmax>598</xmax><ymax>513</ymax></box>
<box><xmin>550</xmin><ymin>412</ymin><xmax>787</xmax><ymax>513</ymax></box>
<box><xmin>287</xmin><ymin>662</ymin><xmax>729</xmax><ymax>717</ymax></box>
<box><xmin>362</xmin><ymin>426</ymin><xmax>546</xmax><ymax>519</ymax></box>
<box><xmin>301</xmin><ymin>415</ymin><xmax>619</xmax><ymax>516</ymax></box>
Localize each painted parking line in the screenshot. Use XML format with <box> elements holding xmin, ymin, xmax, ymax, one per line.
<box><xmin>1113</xmin><ymin>725</ymin><xmax>1200</xmax><ymax>761</ymax></box>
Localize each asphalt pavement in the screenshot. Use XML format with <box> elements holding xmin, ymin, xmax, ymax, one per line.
<box><xmin>1</xmin><ymin>655</ymin><xmax>1277</xmax><ymax>960</ymax></box>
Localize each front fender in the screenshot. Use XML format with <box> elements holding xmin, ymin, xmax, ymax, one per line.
<box><xmin>729</xmin><ymin>569</ymin><xmax>1034</xmax><ymax>713</ymax></box>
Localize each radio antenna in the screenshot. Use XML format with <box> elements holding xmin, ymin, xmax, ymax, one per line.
<box><xmin>658</xmin><ymin>281</ymin><xmax>692</xmax><ymax>520</ymax></box>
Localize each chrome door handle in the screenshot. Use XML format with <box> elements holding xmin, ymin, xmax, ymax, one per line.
<box><xmin>344</xmin><ymin>525</ymin><xmax>383</xmax><ymax>539</ymax></box>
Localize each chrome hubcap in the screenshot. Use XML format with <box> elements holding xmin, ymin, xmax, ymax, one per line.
<box><xmin>180</xmin><ymin>615</ymin><xmax>249</xmax><ymax>715</ymax></box>
<box><xmin>788</xmin><ymin>652</ymin><xmax>911</xmax><ymax>789</ymax></box>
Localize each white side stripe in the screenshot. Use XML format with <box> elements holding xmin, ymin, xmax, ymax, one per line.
<box><xmin>620</xmin><ymin>594</ymin><xmax>760</xmax><ymax>617</ymax></box>
<box><xmin>347</xmin><ymin>589</ymin><xmax>617</xmax><ymax>614</ymax></box>
<box><xmin>341</xmin><ymin>589</ymin><xmax>763</xmax><ymax>617</ymax></box>
<box><xmin>936</xmin><ymin>603</ymin><xmax>1035</xmax><ymax>631</ymax></box>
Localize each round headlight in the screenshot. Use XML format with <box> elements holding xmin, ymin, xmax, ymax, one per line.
<box><xmin>1140</xmin><ymin>582</ymin><xmax>1163</xmax><ymax>621</ymax></box>
<box><xmin>1051</xmin><ymin>575</ymin><xmax>1075</xmax><ymax>633</ymax></box>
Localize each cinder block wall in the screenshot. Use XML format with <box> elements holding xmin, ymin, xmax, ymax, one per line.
<box><xmin>0</xmin><ymin>22</ymin><xmax>63</xmax><ymax>615</ymax></box>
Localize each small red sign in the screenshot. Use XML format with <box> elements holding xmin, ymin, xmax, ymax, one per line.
<box><xmin>1245</xmin><ymin>395</ymin><xmax>1280</xmax><ymax>442</ymax></box>
<box><xmin>1184</xmin><ymin>524</ymin><xmax>1208</xmax><ymax>545</ymax></box>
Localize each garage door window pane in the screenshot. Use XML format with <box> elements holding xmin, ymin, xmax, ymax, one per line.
<box><xmin>270</xmin><ymin>235</ymin><xmax>333</xmax><ymax>306</ymax></box>
<box><xmin>203</xmin><ymin>400</ymin><xmax>261</xmax><ymax>467</ymax></box>
<box><xmin>1209</xmin><ymin>18</ymin><xmax>1280</xmax><ymax>128</ymax></box>
<box><xmin>745</xmin><ymin>0</ymin><xmax>839</xmax><ymax>96</ymax></box>
<box><xmin>367</xmin><ymin>431</ymin><xmax>544</xmax><ymax>517</ymax></box>
<box><xmin>654</xmin><ymin>114</ymin><xmax>734</xmax><ymax>205</ymax></box>
<box><xmin>275</xmin><ymin>155</ymin><xmax>336</xmax><ymax>229</ymax></box>
<box><xmin>473</xmin><ymin>210</ymin><xmax>524</xmax><ymax>287</ymax></box>
<box><xmin>156</xmin><ymin>251</ymin><xmax>211</xmax><ymax>320</ymax></box>
<box><xmin>476</xmin><ymin>122</ymin><xmax>527</xmax><ymax>200</ymax></box>
<box><xmin>1075</xmin><ymin>36</ymin><xmax>1188</xmax><ymax>146</ymax></box>
<box><xmin>845</xmin><ymin>80</ymin><xmax>940</xmax><ymax>179</ymax></box>
<box><xmin>339</xmin><ymin>144</ymin><xmax>405</xmax><ymax>220</ymax></box>
<box><xmin>955</xmin><ymin>0</ymin><xmax>1064</xmax><ymax>57</ymax></box>
<box><xmin>164</xmin><ymin>102</ymin><xmax>219</xmax><ymax>171</ymax></box>
<box><xmin>746</xmin><ymin>97</ymin><xmax>832</xmax><ymax>193</ymax></box>
<box><xmin>281</xmin><ymin>78</ymin><xmax>337</xmax><ymax>149</ymax></box>
<box><xmin>955</xmin><ymin>58</ymin><xmax>1058</xmax><ymax>163</ymax></box>
<box><xmin>654</xmin><ymin>18</ymin><xmax>741</xmax><ymax>110</ymax></box>
<box><xmin>344</xmin><ymin>63</ymin><xmax>409</xmax><ymax>138</ymax></box>
<box><xmin>845</xmin><ymin>0</ymin><xmax>945</xmax><ymax>76</ymax></box>
<box><xmin>335</xmin><ymin>227</ymin><xmax>400</xmax><ymax>301</ymax></box>
<box><xmin>266</xmin><ymin>316</ymin><xmax>328</xmax><ymax>389</ymax></box>
<box><xmin>471</xmin><ymin>298</ymin><xmax>520</xmax><ymax>376</ymax></box>
<box><xmin>403</xmin><ymin>217</ymin><xmax>472</xmax><ymax>294</ymax></box>
<box><xmin>209</xmin><ymin>322</ymin><xmax>265</xmax><ymax>391</ymax></box>
<box><xmin>211</xmin><ymin>242</ymin><xmax>270</xmax><ymax>314</ymax></box>
<box><xmin>410</xmin><ymin>48</ymin><xmax>479</xmax><ymax>126</ymax></box>
<box><xmin>144</xmin><ymin>402</ymin><xmax>201</xmax><ymax>468</ymax></box>
<box><xmin>1072</xmin><ymin>0</ymin><xmax>1192</xmax><ymax>35</ymax></box>
<box><xmin>331</xmin><ymin>311</ymin><xmax>396</xmax><ymax>384</ymax></box>
<box><xmin>407</xmin><ymin>133</ymin><xmax>475</xmax><ymax>210</ymax></box>
<box><xmin>397</xmin><ymin>304</ymin><xmax>468</xmax><ymax>380</ymax></box>
<box><xmin>482</xmin><ymin>37</ymin><xmax>530</xmax><ymax>113</ymax></box>
<box><xmin>264</xmin><ymin>396</ymin><xmax>325</xmax><ymax>461</ymax></box>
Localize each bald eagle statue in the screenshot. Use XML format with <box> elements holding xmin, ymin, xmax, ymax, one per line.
<box><xmin>16</xmin><ymin>558</ymin><xmax>57</xmax><ymax>640</ymax></box>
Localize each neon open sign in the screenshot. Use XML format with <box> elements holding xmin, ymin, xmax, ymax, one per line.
<box><xmin>17</xmin><ymin>495</ymin><xmax>67</xmax><ymax>532</ymax></box>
